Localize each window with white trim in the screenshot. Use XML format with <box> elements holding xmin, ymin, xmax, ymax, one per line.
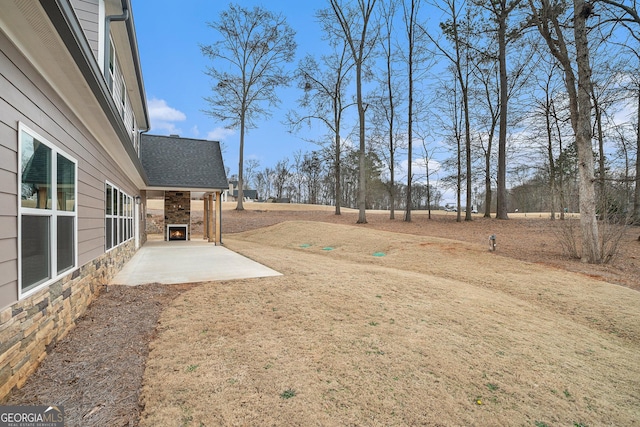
<box><xmin>105</xmin><ymin>182</ymin><xmax>133</xmax><ymax>250</ymax></box>
<box><xmin>19</xmin><ymin>123</ymin><xmax>77</xmax><ymax>295</ymax></box>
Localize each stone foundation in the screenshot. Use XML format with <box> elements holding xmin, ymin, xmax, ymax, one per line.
<box><xmin>0</xmin><ymin>240</ymin><xmax>137</xmax><ymax>402</ymax></box>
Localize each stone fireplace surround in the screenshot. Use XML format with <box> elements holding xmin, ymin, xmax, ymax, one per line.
<box><xmin>164</xmin><ymin>191</ymin><xmax>191</xmax><ymax>241</ymax></box>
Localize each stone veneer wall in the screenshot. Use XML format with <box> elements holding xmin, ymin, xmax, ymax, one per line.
<box><xmin>164</xmin><ymin>191</ymin><xmax>191</xmax><ymax>240</ymax></box>
<box><xmin>0</xmin><ymin>240</ymin><xmax>137</xmax><ymax>402</ymax></box>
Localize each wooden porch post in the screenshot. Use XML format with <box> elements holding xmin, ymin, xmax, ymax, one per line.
<box><xmin>208</xmin><ymin>193</ymin><xmax>214</xmax><ymax>243</ymax></box>
<box><xmin>203</xmin><ymin>194</ymin><xmax>209</xmax><ymax>240</ymax></box>
<box><xmin>215</xmin><ymin>191</ymin><xmax>222</xmax><ymax>245</ymax></box>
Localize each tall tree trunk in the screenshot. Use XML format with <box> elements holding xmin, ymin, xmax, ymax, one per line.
<box><xmin>573</xmin><ymin>0</ymin><xmax>600</xmax><ymax>262</ymax></box>
<box><xmin>496</xmin><ymin>2</ymin><xmax>509</xmax><ymax>219</ymax></box>
<box><xmin>464</xmin><ymin>85</ymin><xmax>472</xmax><ymax>221</ymax></box>
<box><xmin>236</xmin><ymin>108</ymin><xmax>245</xmax><ymax>211</ymax></box>
<box><xmin>531</xmin><ymin>0</ymin><xmax>601</xmax><ymax>261</ymax></box>
<box><xmin>463</xmin><ymin>91</ymin><xmax>472</xmax><ymax>221</ymax></box>
<box><xmin>335</xmin><ymin>106</ymin><xmax>342</xmax><ymax>215</ymax></box>
<box><xmin>593</xmin><ymin>88</ymin><xmax>606</xmax><ymax>197</ymax></box>
<box><xmin>545</xmin><ymin>97</ymin><xmax>556</xmax><ymax>220</ymax></box>
<box><xmin>405</xmin><ymin>1</ymin><xmax>414</xmax><ymax>222</ymax></box>
<box><xmin>634</xmin><ymin>85</ymin><xmax>640</xmax><ymax>224</ymax></box>
<box><xmin>426</xmin><ymin>159</ymin><xmax>432</xmax><ymax>219</ymax></box>
<box><xmin>457</xmin><ymin>129</ymin><xmax>462</xmax><ymax>222</ymax></box>
<box><xmin>451</xmin><ymin>4</ymin><xmax>471</xmax><ymax>221</ymax></box>
<box><xmin>357</xmin><ymin>60</ymin><xmax>367</xmax><ymax>224</ymax></box>
<box><xmin>552</xmin><ymin>100</ymin><xmax>566</xmax><ymax>220</ymax></box>
<box><xmin>484</xmin><ymin>146</ymin><xmax>492</xmax><ymax>217</ymax></box>
<box><xmin>387</xmin><ymin>11</ymin><xmax>396</xmax><ymax>220</ymax></box>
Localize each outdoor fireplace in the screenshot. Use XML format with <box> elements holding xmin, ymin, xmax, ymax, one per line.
<box><xmin>164</xmin><ymin>191</ymin><xmax>191</xmax><ymax>241</ymax></box>
<box><xmin>167</xmin><ymin>224</ymin><xmax>188</xmax><ymax>241</ymax></box>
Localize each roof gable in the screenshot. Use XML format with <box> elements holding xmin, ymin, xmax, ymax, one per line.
<box><xmin>140</xmin><ymin>134</ymin><xmax>228</xmax><ymax>190</ymax></box>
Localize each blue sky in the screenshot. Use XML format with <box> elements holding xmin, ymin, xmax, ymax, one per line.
<box><xmin>133</xmin><ymin>0</ymin><xmax>335</xmax><ymax>177</ymax></box>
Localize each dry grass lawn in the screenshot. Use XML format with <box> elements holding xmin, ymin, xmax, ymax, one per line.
<box><xmin>139</xmin><ymin>219</ymin><xmax>640</xmax><ymax>426</ymax></box>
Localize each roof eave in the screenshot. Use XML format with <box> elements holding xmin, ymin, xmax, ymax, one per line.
<box><xmin>121</xmin><ymin>0</ymin><xmax>150</xmax><ymax>131</ymax></box>
<box><xmin>38</xmin><ymin>0</ymin><xmax>150</xmax><ymax>183</ymax></box>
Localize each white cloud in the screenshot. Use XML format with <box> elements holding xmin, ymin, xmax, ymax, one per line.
<box><xmin>207</xmin><ymin>127</ymin><xmax>236</xmax><ymax>141</ymax></box>
<box><xmin>148</xmin><ymin>98</ymin><xmax>186</xmax><ymax>135</ymax></box>
<box><xmin>148</xmin><ymin>98</ymin><xmax>186</xmax><ymax>121</ymax></box>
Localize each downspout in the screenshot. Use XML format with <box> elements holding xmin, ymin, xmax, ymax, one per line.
<box><xmin>103</xmin><ymin>0</ymin><xmax>129</xmax><ymax>89</ymax></box>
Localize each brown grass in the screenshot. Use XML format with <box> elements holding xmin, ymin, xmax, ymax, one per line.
<box><xmin>139</xmin><ymin>220</ymin><xmax>640</xmax><ymax>426</ymax></box>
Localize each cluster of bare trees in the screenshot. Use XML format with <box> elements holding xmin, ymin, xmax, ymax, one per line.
<box><xmin>238</xmin><ymin>149</ymin><xmax>443</xmax><ymax>210</ymax></box>
<box><xmin>201</xmin><ymin>1</ymin><xmax>639</xmax><ymax>263</ymax></box>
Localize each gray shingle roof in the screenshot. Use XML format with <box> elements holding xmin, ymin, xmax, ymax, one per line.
<box><xmin>140</xmin><ymin>134</ymin><xmax>228</xmax><ymax>189</ymax></box>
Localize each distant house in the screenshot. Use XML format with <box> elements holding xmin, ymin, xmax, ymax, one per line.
<box><xmin>0</xmin><ymin>0</ymin><xmax>227</xmax><ymax>401</ymax></box>
<box><xmin>224</xmin><ymin>180</ymin><xmax>259</xmax><ymax>202</ymax></box>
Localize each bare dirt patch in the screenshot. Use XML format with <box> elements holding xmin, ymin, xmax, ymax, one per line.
<box><xmin>6</xmin><ymin>203</ymin><xmax>640</xmax><ymax>426</ymax></box>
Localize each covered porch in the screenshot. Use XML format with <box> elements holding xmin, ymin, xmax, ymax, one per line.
<box><xmin>140</xmin><ymin>134</ymin><xmax>228</xmax><ymax>245</ymax></box>
<box><xmin>144</xmin><ymin>190</ymin><xmax>224</xmax><ymax>244</ymax></box>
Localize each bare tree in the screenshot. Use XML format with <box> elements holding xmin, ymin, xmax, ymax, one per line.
<box><xmin>201</xmin><ymin>4</ymin><xmax>296</xmax><ymax>210</ymax></box>
<box><xmin>321</xmin><ymin>0</ymin><xmax>379</xmax><ymax>224</ymax></box>
<box><xmin>244</xmin><ymin>158</ymin><xmax>260</xmax><ymax>191</ymax></box>
<box><xmin>301</xmin><ymin>151</ymin><xmax>324</xmax><ymax>204</ymax></box>
<box><xmin>599</xmin><ymin>0</ymin><xmax>640</xmax><ymax>28</ymax></box>
<box><xmin>428</xmin><ymin>0</ymin><xmax>475</xmax><ymax>221</ymax></box>
<box><xmin>374</xmin><ymin>0</ymin><xmax>401</xmax><ymax>220</ymax></box>
<box><xmin>291</xmin><ymin>150</ymin><xmax>302</xmax><ymax>203</ymax></box>
<box><xmin>402</xmin><ymin>0</ymin><xmax>430</xmax><ymax>222</ymax></box>
<box><xmin>475</xmin><ymin>0</ymin><xmax>525</xmax><ymax>220</ymax></box>
<box><xmin>273</xmin><ymin>159</ymin><xmax>291</xmax><ymax>199</ymax></box>
<box><xmin>528</xmin><ymin>0</ymin><xmax>601</xmax><ymax>262</ymax></box>
<box><xmin>256</xmin><ymin>166</ymin><xmax>275</xmax><ymax>200</ymax></box>
<box><xmin>434</xmin><ymin>71</ymin><xmax>465</xmax><ymax>221</ymax></box>
<box><xmin>288</xmin><ymin>42</ymin><xmax>354</xmax><ymax>215</ymax></box>
<box><xmin>419</xmin><ymin>134</ymin><xmax>441</xmax><ymax>219</ymax></box>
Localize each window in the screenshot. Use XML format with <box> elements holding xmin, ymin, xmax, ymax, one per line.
<box><xmin>131</xmin><ymin>116</ymin><xmax>139</xmax><ymax>155</ymax></box>
<box><xmin>19</xmin><ymin>123</ymin><xmax>77</xmax><ymax>295</ymax></box>
<box><xmin>105</xmin><ymin>182</ymin><xmax>133</xmax><ymax>250</ymax></box>
<box><xmin>120</xmin><ymin>80</ymin><xmax>126</xmax><ymax>119</ymax></box>
<box><xmin>108</xmin><ymin>40</ymin><xmax>115</xmax><ymax>91</ymax></box>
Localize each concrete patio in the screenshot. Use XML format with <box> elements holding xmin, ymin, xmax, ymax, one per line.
<box><xmin>110</xmin><ymin>239</ymin><xmax>281</xmax><ymax>286</ymax></box>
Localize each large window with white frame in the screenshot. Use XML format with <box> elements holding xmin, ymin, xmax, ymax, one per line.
<box><xmin>105</xmin><ymin>182</ymin><xmax>133</xmax><ymax>250</ymax></box>
<box><xmin>19</xmin><ymin>123</ymin><xmax>77</xmax><ymax>296</ymax></box>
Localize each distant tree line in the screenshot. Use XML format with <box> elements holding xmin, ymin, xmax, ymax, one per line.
<box><xmin>234</xmin><ymin>148</ymin><xmax>443</xmax><ymax>210</ymax></box>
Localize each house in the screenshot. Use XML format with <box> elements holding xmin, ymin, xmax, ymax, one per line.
<box><xmin>224</xmin><ymin>180</ymin><xmax>259</xmax><ymax>202</ymax></box>
<box><xmin>0</xmin><ymin>0</ymin><xmax>227</xmax><ymax>401</ymax></box>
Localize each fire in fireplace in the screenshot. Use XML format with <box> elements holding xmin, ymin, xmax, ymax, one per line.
<box><xmin>167</xmin><ymin>224</ymin><xmax>188</xmax><ymax>241</ymax></box>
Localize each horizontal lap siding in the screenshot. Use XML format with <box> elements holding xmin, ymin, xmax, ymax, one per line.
<box><xmin>0</xmin><ymin>56</ymin><xmax>18</xmax><ymax>304</ymax></box>
<box><xmin>0</xmin><ymin>31</ymin><xmax>140</xmax><ymax>310</ymax></box>
<box><xmin>70</xmin><ymin>0</ymin><xmax>100</xmax><ymax>58</ymax></box>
